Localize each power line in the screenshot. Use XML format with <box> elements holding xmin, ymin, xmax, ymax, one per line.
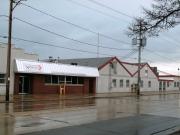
<box><xmin>122</xmin><ymin>49</ymin><xmax>138</xmax><ymax>59</ymax></box>
<box><xmin>0</xmin><ymin>35</ymin><xmax>136</xmax><ymax>59</ymax></box>
<box><xmin>14</xmin><ymin>17</ymin><xmax>132</xmax><ymax>51</ymax></box>
<box><xmin>87</xmin><ymin>0</ymin><xmax>133</xmax><ymax>19</ymax></box>
<box><xmin>20</xmin><ymin>3</ymin><xmax>130</xmax><ymax>45</ymax></box>
<box><xmin>144</xmin><ymin>48</ymin><xmax>179</xmax><ymax>62</ymax></box>
<box><xmin>65</xmin><ymin>0</ymin><xmax>123</xmax><ymax>21</ymax></box>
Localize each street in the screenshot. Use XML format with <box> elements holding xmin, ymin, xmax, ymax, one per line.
<box><xmin>1</xmin><ymin>94</ymin><xmax>180</xmax><ymax>134</ymax></box>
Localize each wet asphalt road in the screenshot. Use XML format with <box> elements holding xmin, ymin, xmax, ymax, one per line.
<box><xmin>1</xmin><ymin>94</ymin><xmax>180</xmax><ymax>135</ymax></box>
<box><xmin>21</xmin><ymin>114</ymin><xmax>180</xmax><ymax>135</ymax></box>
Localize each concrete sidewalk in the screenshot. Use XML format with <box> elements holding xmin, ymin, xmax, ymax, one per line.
<box><xmin>0</xmin><ymin>90</ymin><xmax>180</xmax><ymax>103</ymax></box>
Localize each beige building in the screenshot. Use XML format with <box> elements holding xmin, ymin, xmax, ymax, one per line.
<box><xmin>0</xmin><ymin>43</ymin><xmax>38</xmax><ymax>95</ymax></box>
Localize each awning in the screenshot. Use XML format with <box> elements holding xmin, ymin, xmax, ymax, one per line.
<box><xmin>14</xmin><ymin>59</ymin><xmax>99</xmax><ymax>77</ymax></box>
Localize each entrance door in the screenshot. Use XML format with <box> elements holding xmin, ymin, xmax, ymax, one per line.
<box><xmin>89</xmin><ymin>79</ymin><xmax>94</xmax><ymax>94</ymax></box>
<box><xmin>19</xmin><ymin>76</ymin><xmax>31</xmax><ymax>94</ymax></box>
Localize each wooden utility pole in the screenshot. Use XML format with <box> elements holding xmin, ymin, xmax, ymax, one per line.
<box><xmin>6</xmin><ymin>0</ymin><xmax>24</xmax><ymax>102</ymax></box>
<box><xmin>5</xmin><ymin>0</ymin><xmax>13</xmax><ymax>102</ymax></box>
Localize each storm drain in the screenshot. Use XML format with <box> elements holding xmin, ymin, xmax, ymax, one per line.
<box><xmin>21</xmin><ymin>122</ymin><xmax>44</xmax><ymax>127</ymax></box>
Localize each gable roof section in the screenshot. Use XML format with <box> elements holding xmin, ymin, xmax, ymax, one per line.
<box><xmin>59</xmin><ymin>57</ymin><xmax>113</xmax><ymax>68</ymax></box>
<box><xmin>121</xmin><ymin>62</ymin><xmax>159</xmax><ymax>79</ymax></box>
<box><xmin>99</xmin><ymin>57</ymin><xmax>133</xmax><ymax>76</ymax></box>
<box><xmin>59</xmin><ymin>57</ymin><xmax>132</xmax><ymax>77</ymax></box>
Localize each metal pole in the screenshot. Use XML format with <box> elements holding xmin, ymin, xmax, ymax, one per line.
<box><xmin>97</xmin><ymin>33</ymin><xmax>100</xmax><ymax>58</ymax></box>
<box><xmin>5</xmin><ymin>0</ymin><xmax>13</xmax><ymax>102</ymax></box>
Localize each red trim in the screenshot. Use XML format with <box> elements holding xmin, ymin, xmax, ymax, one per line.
<box><xmin>98</xmin><ymin>57</ymin><xmax>132</xmax><ymax>77</ymax></box>
<box><xmin>116</xmin><ymin>58</ymin><xmax>133</xmax><ymax>77</ymax></box>
<box><xmin>131</xmin><ymin>63</ymin><xmax>146</xmax><ymax>77</ymax></box>
<box><xmin>98</xmin><ymin>57</ymin><xmax>159</xmax><ymax>79</ymax></box>
<box><xmin>158</xmin><ymin>79</ymin><xmax>174</xmax><ymax>82</ymax></box>
<box><xmin>147</xmin><ymin>64</ymin><xmax>159</xmax><ymax>79</ymax></box>
<box><xmin>159</xmin><ymin>75</ymin><xmax>180</xmax><ymax>77</ymax></box>
<box><xmin>98</xmin><ymin>57</ymin><xmax>116</xmax><ymax>70</ymax></box>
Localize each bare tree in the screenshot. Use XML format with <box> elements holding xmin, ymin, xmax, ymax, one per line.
<box><xmin>128</xmin><ymin>0</ymin><xmax>180</xmax><ymax>37</ymax></box>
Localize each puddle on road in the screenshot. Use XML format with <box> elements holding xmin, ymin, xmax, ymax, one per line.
<box><xmin>21</xmin><ymin>122</ymin><xmax>45</xmax><ymax>127</ymax></box>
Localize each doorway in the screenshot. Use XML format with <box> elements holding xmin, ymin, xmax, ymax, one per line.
<box><xmin>19</xmin><ymin>75</ymin><xmax>32</xmax><ymax>94</ymax></box>
<box><xmin>89</xmin><ymin>79</ymin><xmax>95</xmax><ymax>94</ymax></box>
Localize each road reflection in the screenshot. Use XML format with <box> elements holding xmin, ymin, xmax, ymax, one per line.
<box><xmin>0</xmin><ymin>94</ymin><xmax>180</xmax><ymax>135</ymax></box>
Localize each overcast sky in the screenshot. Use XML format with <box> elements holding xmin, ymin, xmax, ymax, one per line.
<box><xmin>0</xmin><ymin>0</ymin><xmax>180</xmax><ymax>74</ymax></box>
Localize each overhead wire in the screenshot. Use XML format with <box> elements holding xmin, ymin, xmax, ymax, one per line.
<box><xmin>14</xmin><ymin>17</ymin><xmax>133</xmax><ymax>52</ymax></box>
<box><xmin>87</xmin><ymin>0</ymin><xmax>133</xmax><ymax>19</ymax></box>
<box><xmin>19</xmin><ymin>3</ymin><xmax>131</xmax><ymax>45</ymax></box>
<box><xmin>0</xmin><ymin>35</ymin><xmax>136</xmax><ymax>59</ymax></box>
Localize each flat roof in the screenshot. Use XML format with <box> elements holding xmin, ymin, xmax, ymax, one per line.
<box><xmin>14</xmin><ymin>59</ymin><xmax>99</xmax><ymax>77</ymax></box>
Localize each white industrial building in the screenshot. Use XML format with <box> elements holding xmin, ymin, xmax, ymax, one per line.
<box><xmin>121</xmin><ymin>62</ymin><xmax>159</xmax><ymax>92</ymax></box>
<box><xmin>60</xmin><ymin>57</ymin><xmax>160</xmax><ymax>93</ymax></box>
<box><xmin>0</xmin><ymin>43</ymin><xmax>38</xmax><ymax>95</ymax></box>
<box><xmin>158</xmin><ymin>71</ymin><xmax>180</xmax><ymax>91</ymax></box>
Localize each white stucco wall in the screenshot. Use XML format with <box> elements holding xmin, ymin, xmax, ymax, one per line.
<box><xmin>132</xmin><ymin>64</ymin><xmax>159</xmax><ymax>92</ymax></box>
<box><xmin>159</xmin><ymin>77</ymin><xmax>180</xmax><ymax>91</ymax></box>
<box><xmin>97</xmin><ymin>59</ymin><xmax>132</xmax><ymax>93</ymax></box>
<box><xmin>97</xmin><ymin>60</ymin><xmax>159</xmax><ymax>93</ymax></box>
<box><xmin>0</xmin><ymin>44</ymin><xmax>38</xmax><ymax>95</ymax></box>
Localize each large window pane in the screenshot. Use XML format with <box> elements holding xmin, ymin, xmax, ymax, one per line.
<box><xmin>52</xmin><ymin>75</ymin><xmax>58</xmax><ymax>84</ymax></box>
<box><xmin>0</xmin><ymin>74</ymin><xmax>5</xmax><ymax>84</ymax></box>
<box><xmin>66</xmin><ymin>76</ymin><xmax>72</xmax><ymax>84</ymax></box>
<box><xmin>78</xmin><ymin>77</ymin><xmax>84</xmax><ymax>84</ymax></box>
<box><xmin>72</xmin><ymin>77</ymin><xmax>78</xmax><ymax>84</ymax></box>
<box><xmin>45</xmin><ymin>75</ymin><xmax>51</xmax><ymax>84</ymax></box>
<box><xmin>59</xmin><ymin>76</ymin><xmax>65</xmax><ymax>84</ymax></box>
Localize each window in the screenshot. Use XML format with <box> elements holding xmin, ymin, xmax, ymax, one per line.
<box><xmin>72</xmin><ymin>77</ymin><xmax>78</xmax><ymax>84</ymax></box>
<box><xmin>167</xmin><ymin>82</ymin><xmax>170</xmax><ymax>87</ymax></box>
<box><xmin>174</xmin><ymin>82</ymin><xmax>177</xmax><ymax>87</ymax></box>
<box><xmin>148</xmin><ymin>81</ymin><xmax>151</xmax><ymax>88</ymax></box>
<box><xmin>177</xmin><ymin>82</ymin><xmax>180</xmax><ymax>87</ymax></box>
<box><xmin>145</xmin><ymin>70</ymin><xmax>148</xmax><ymax>74</ymax></box>
<box><xmin>66</xmin><ymin>76</ymin><xmax>72</xmax><ymax>84</ymax></box>
<box><xmin>145</xmin><ymin>70</ymin><xmax>148</xmax><ymax>76</ymax></box>
<box><xmin>44</xmin><ymin>75</ymin><xmax>84</xmax><ymax>85</ymax></box>
<box><xmin>52</xmin><ymin>75</ymin><xmax>58</xmax><ymax>84</ymax></box>
<box><xmin>140</xmin><ymin>80</ymin><xmax>143</xmax><ymax>88</ymax></box>
<box><xmin>112</xmin><ymin>79</ymin><xmax>116</xmax><ymax>87</ymax></box>
<box><xmin>78</xmin><ymin>77</ymin><xmax>84</xmax><ymax>84</ymax></box>
<box><xmin>120</xmin><ymin>79</ymin><xmax>123</xmax><ymax>87</ymax></box>
<box><xmin>45</xmin><ymin>75</ymin><xmax>51</xmax><ymax>84</ymax></box>
<box><xmin>126</xmin><ymin>80</ymin><xmax>130</xmax><ymax>87</ymax></box>
<box><xmin>59</xmin><ymin>76</ymin><xmax>65</xmax><ymax>84</ymax></box>
<box><xmin>0</xmin><ymin>74</ymin><xmax>5</xmax><ymax>84</ymax></box>
<box><xmin>110</xmin><ymin>62</ymin><xmax>117</xmax><ymax>74</ymax></box>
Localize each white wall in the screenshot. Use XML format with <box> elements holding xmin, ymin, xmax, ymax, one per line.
<box><xmin>97</xmin><ymin>59</ymin><xmax>132</xmax><ymax>93</ymax></box>
<box><xmin>132</xmin><ymin>64</ymin><xmax>159</xmax><ymax>92</ymax></box>
<box><xmin>0</xmin><ymin>44</ymin><xmax>38</xmax><ymax>95</ymax></box>
<box><xmin>160</xmin><ymin>77</ymin><xmax>180</xmax><ymax>91</ymax></box>
<box><xmin>97</xmin><ymin>61</ymin><xmax>159</xmax><ymax>93</ymax></box>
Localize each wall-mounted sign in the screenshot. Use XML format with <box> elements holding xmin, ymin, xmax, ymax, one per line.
<box><xmin>23</xmin><ymin>64</ymin><xmax>42</xmax><ymax>72</ymax></box>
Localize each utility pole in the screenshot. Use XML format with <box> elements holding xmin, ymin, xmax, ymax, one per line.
<box><xmin>132</xmin><ymin>19</ymin><xmax>147</xmax><ymax>96</ymax></box>
<box><xmin>97</xmin><ymin>33</ymin><xmax>100</xmax><ymax>58</ymax></box>
<box><xmin>5</xmin><ymin>0</ymin><xmax>13</xmax><ymax>102</ymax></box>
<box><xmin>6</xmin><ymin>0</ymin><xmax>24</xmax><ymax>102</ymax></box>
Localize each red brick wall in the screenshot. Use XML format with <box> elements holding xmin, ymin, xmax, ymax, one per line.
<box><xmin>14</xmin><ymin>74</ymin><xmax>96</xmax><ymax>95</ymax></box>
<box><xmin>14</xmin><ymin>74</ymin><xmax>19</xmax><ymax>95</ymax></box>
<box><xmin>32</xmin><ymin>75</ymin><xmax>59</xmax><ymax>94</ymax></box>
